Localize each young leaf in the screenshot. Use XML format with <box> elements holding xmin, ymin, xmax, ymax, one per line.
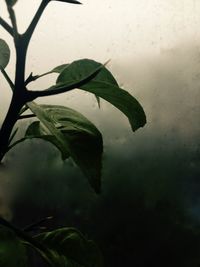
<box><xmin>51</xmin><ymin>59</ymin><xmax>117</xmax><ymax>107</ymax></box>
<box><xmin>51</xmin><ymin>64</ymin><xmax>69</xmax><ymax>73</ymax></box>
<box><xmin>0</xmin><ymin>226</ymin><xmax>28</xmax><ymax>267</ymax></box>
<box><xmin>57</xmin><ymin>59</ymin><xmax>118</xmax><ymax>86</ymax></box>
<box><xmin>26</xmin><ymin>103</ymin><xmax>103</xmax><ymax>193</ymax></box>
<box><xmin>56</xmin><ymin>59</ymin><xmax>146</xmax><ymax>131</ymax></box>
<box><xmin>0</xmin><ymin>39</ymin><xmax>10</xmax><ymax>69</ymax></box>
<box><xmin>35</xmin><ymin>227</ymin><xmax>103</xmax><ymax>267</ymax></box>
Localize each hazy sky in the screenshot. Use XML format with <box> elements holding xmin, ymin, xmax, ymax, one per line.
<box><xmin>0</xmin><ymin>0</ymin><xmax>200</xmax><ymax>113</ymax></box>
<box><xmin>1</xmin><ymin>1</ymin><xmax>200</xmax><ymax>70</ymax></box>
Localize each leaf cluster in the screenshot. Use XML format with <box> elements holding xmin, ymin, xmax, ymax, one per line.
<box><xmin>0</xmin><ymin>222</ymin><xmax>103</xmax><ymax>267</ymax></box>
<box><xmin>0</xmin><ymin>37</ymin><xmax>146</xmax><ymax>193</ymax></box>
<box><xmin>0</xmin><ymin>1</ymin><xmax>146</xmax><ymax>265</ymax></box>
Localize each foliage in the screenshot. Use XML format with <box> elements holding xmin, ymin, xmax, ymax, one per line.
<box><xmin>0</xmin><ymin>0</ymin><xmax>146</xmax><ymax>266</ymax></box>
<box><xmin>0</xmin><ymin>219</ymin><xmax>103</xmax><ymax>267</ymax></box>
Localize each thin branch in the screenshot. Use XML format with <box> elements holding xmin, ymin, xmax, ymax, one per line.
<box><xmin>0</xmin><ymin>67</ymin><xmax>14</xmax><ymax>91</ymax></box>
<box><xmin>60</xmin><ymin>0</ymin><xmax>82</xmax><ymax>4</ymax></box>
<box><xmin>0</xmin><ymin>17</ymin><xmax>13</xmax><ymax>36</ymax></box>
<box><xmin>24</xmin><ymin>0</ymin><xmax>50</xmax><ymax>43</ymax></box>
<box><xmin>6</xmin><ymin>5</ymin><xmax>18</xmax><ymax>42</ymax></box>
<box><xmin>25</xmin><ymin>72</ymin><xmax>40</xmax><ymax>86</ymax></box>
<box><xmin>25</xmin><ymin>71</ymin><xmax>54</xmax><ymax>86</ymax></box>
<box><xmin>18</xmin><ymin>114</ymin><xmax>36</xmax><ymax>120</ymax></box>
<box><xmin>27</xmin><ymin>61</ymin><xmax>109</xmax><ymax>100</ymax></box>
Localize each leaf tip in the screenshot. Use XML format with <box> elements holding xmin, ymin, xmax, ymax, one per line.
<box><xmin>104</xmin><ymin>59</ymin><xmax>111</xmax><ymax>67</ymax></box>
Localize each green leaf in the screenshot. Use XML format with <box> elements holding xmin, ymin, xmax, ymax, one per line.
<box><xmin>0</xmin><ymin>39</ymin><xmax>10</xmax><ymax>69</ymax></box>
<box><xmin>52</xmin><ymin>59</ymin><xmax>117</xmax><ymax>107</ymax></box>
<box><xmin>35</xmin><ymin>227</ymin><xmax>103</xmax><ymax>267</ymax></box>
<box><xmin>56</xmin><ymin>59</ymin><xmax>146</xmax><ymax>131</ymax></box>
<box><xmin>40</xmin><ymin>64</ymin><xmax>69</xmax><ymax>77</ymax></box>
<box><xmin>57</xmin><ymin>59</ymin><xmax>118</xmax><ymax>87</ymax></box>
<box><xmin>25</xmin><ymin>121</ymin><xmax>61</xmax><ymax>152</ymax></box>
<box><xmin>0</xmin><ymin>226</ymin><xmax>27</xmax><ymax>267</ymax></box>
<box><xmin>27</xmin><ymin>102</ymin><xmax>70</xmax><ymax>158</ymax></box>
<box><xmin>51</xmin><ymin>64</ymin><xmax>69</xmax><ymax>73</ymax></box>
<box><xmin>26</xmin><ymin>103</ymin><xmax>103</xmax><ymax>193</ymax></box>
<box><xmin>82</xmin><ymin>82</ymin><xmax>146</xmax><ymax>131</ymax></box>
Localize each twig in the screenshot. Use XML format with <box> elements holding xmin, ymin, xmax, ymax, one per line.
<box><xmin>6</xmin><ymin>5</ymin><xmax>18</xmax><ymax>43</ymax></box>
<box><xmin>25</xmin><ymin>72</ymin><xmax>39</xmax><ymax>86</ymax></box>
<box><xmin>24</xmin><ymin>0</ymin><xmax>50</xmax><ymax>43</ymax></box>
<box><xmin>0</xmin><ymin>17</ymin><xmax>13</xmax><ymax>36</ymax></box>
<box><xmin>18</xmin><ymin>114</ymin><xmax>36</xmax><ymax>120</ymax></box>
<box><xmin>0</xmin><ymin>67</ymin><xmax>14</xmax><ymax>91</ymax></box>
<box><xmin>27</xmin><ymin>61</ymin><xmax>110</xmax><ymax>100</ymax></box>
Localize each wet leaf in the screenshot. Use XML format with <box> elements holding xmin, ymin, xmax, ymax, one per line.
<box><xmin>26</xmin><ymin>103</ymin><xmax>103</xmax><ymax>193</ymax></box>
<box><xmin>57</xmin><ymin>59</ymin><xmax>146</xmax><ymax>131</ymax></box>
<box><xmin>35</xmin><ymin>227</ymin><xmax>103</xmax><ymax>267</ymax></box>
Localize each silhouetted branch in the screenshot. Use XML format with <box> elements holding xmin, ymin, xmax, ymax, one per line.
<box><xmin>0</xmin><ymin>17</ymin><xmax>13</xmax><ymax>36</ymax></box>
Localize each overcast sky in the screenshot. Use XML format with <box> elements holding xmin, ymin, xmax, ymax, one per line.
<box><xmin>1</xmin><ymin>1</ymin><xmax>200</xmax><ymax>72</ymax></box>
<box><xmin>0</xmin><ymin>0</ymin><xmax>200</xmax><ymax>137</ymax></box>
<box><xmin>0</xmin><ymin>1</ymin><xmax>200</xmax><ymax>115</ymax></box>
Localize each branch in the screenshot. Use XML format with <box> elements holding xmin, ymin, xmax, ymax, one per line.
<box><xmin>0</xmin><ymin>67</ymin><xmax>14</xmax><ymax>91</ymax></box>
<box><xmin>25</xmin><ymin>72</ymin><xmax>40</xmax><ymax>86</ymax></box>
<box><xmin>27</xmin><ymin>61</ymin><xmax>109</xmax><ymax>100</ymax></box>
<box><xmin>0</xmin><ymin>17</ymin><xmax>13</xmax><ymax>36</ymax></box>
<box><xmin>6</xmin><ymin>5</ymin><xmax>18</xmax><ymax>42</ymax></box>
<box><xmin>24</xmin><ymin>0</ymin><xmax>50</xmax><ymax>43</ymax></box>
<box><xmin>25</xmin><ymin>71</ymin><xmax>54</xmax><ymax>86</ymax></box>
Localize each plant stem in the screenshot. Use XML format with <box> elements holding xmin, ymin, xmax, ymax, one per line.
<box><xmin>24</xmin><ymin>0</ymin><xmax>50</xmax><ymax>43</ymax></box>
<box><xmin>0</xmin><ymin>67</ymin><xmax>14</xmax><ymax>91</ymax></box>
<box><xmin>6</xmin><ymin>4</ymin><xmax>18</xmax><ymax>43</ymax></box>
<box><xmin>0</xmin><ymin>95</ymin><xmax>25</xmax><ymax>162</ymax></box>
<box><xmin>0</xmin><ymin>17</ymin><xmax>13</xmax><ymax>36</ymax></box>
<box><xmin>0</xmin><ymin>1</ymin><xmax>50</xmax><ymax>163</ymax></box>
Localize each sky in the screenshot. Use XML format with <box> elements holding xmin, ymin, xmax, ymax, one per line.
<box><xmin>0</xmin><ymin>0</ymin><xmax>200</xmax><ymax>223</ymax></box>
<box><xmin>1</xmin><ymin>0</ymin><xmax>200</xmax><ymax>131</ymax></box>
